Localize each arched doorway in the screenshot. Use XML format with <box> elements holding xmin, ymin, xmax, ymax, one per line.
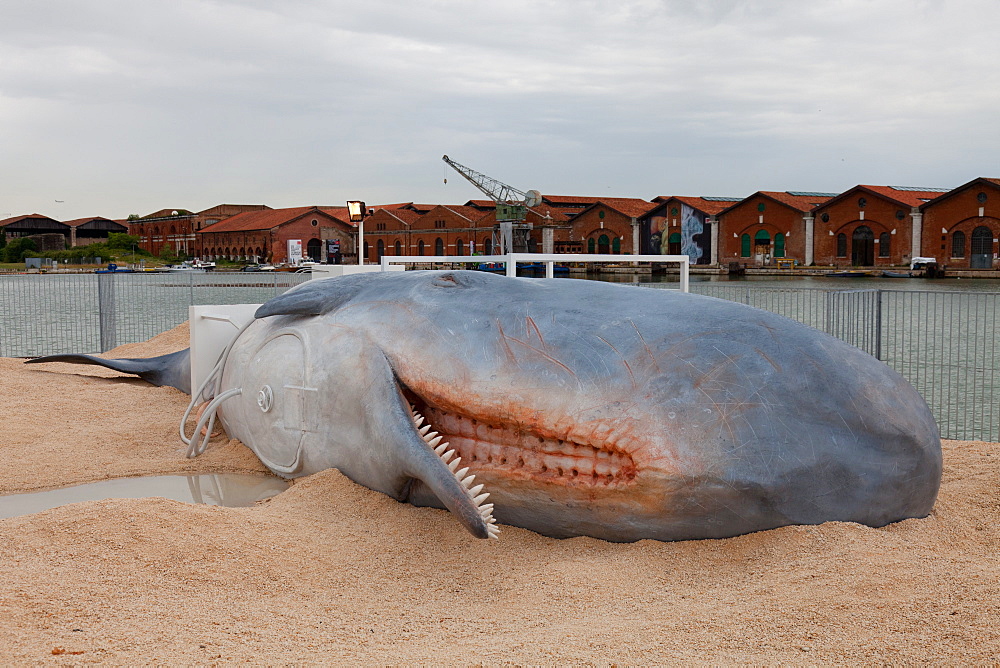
<box><xmin>597</xmin><ymin>234</ymin><xmax>610</xmax><ymax>254</ymax></box>
<box><xmin>753</xmin><ymin>230</ymin><xmax>770</xmax><ymax>264</ymax></box>
<box><xmin>971</xmin><ymin>226</ymin><xmax>993</xmax><ymax>268</ymax></box>
<box><xmin>306</xmin><ymin>239</ymin><xmax>321</xmax><ymax>261</ymax></box>
<box><xmin>852</xmin><ymin>226</ymin><xmax>874</xmax><ymax>266</ymax></box>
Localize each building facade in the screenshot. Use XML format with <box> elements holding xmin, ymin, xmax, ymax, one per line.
<box><xmin>920</xmin><ymin>177</ymin><xmax>1000</xmax><ymax>269</ymax></box>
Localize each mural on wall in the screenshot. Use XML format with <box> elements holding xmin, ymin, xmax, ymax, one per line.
<box><xmin>651</xmin><ymin>204</ymin><xmax>711</xmax><ymax>264</ymax></box>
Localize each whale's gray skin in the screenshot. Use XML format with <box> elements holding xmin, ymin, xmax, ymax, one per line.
<box><xmin>25</xmin><ymin>271</ymin><xmax>942</xmax><ymax>542</ymax></box>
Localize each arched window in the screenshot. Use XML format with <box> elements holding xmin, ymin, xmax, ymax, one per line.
<box><xmin>418</xmin><ymin>240</ymin><xmax>425</xmax><ymax>256</ymax></box>
<box><xmin>306</xmin><ymin>238</ymin><xmax>321</xmax><ymax>261</ymax></box>
<box><xmin>774</xmin><ymin>232</ymin><xmax>785</xmax><ymax>258</ymax></box>
<box><xmin>878</xmin><ymin>232</ymin><xmax>890</xmax><ymax>258</ymax></box>
<box><xmin>740</xmin><ymin>234</ymin><xmax>751</xmax><ymax>257</ymax></box>
<box><xmin>394</xmin><ymin>240</ymin><xmax>401</xmax><ymax>255</ymax></box>
<box><xmin>598</xmin><ymin>234</ymin><xmax>610</xmax><ymax>254</ymax></box>
<box><xmin>484</xmin><ymin>238</ymin><xmax>493</xmax><ymax>255</ymax></box>
<box><xmin>435</xmin><ymin>237</ymin><xmax>444</xmax><ymax>255</ymax></box>
<box><xmin>376</xmin><ymin>239</ymin><xmax>385</xmax><ymax>258</ymax></box>
<box><xmin>952</xmin><ymin>231</ymin><xmax>966</xmax><ymax>258</ymax></box>
<box><xmin>456</xmin><ymin>239</ymin><xmax>465</xmax><ymax>255</ymax></box>
<box><xmin>836</xmin><ymin>234</ymin><xmax>847</xmax><ymax>258</ymax></box>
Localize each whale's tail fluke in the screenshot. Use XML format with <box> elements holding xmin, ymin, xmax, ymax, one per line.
<box><xmin>25</xmin><ymin>349</ymin><xmax>192</xmax><ymax>395</ymax></box>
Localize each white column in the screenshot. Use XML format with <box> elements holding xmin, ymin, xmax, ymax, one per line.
<box><xmin>910</xmin><ymin>209</ymin><xmax>923</xmax><ymax>259</ymax></box>
<box><xmin>541</xmin><ymin>226</ymin><xmax>554</xmax><ymax>254</ymax></box>
<box><xmin>709</xmin><ymin>216</ymin><xmax>719</xmax><ymax>265</ymax></box>
<box><xmin>804</xmin><ymin>214</ymin><xmax>815</xmax><ymax>266</ymax></box>
<box><xmin>631</xmin><ymin>217</ymin><xmax>639</xmax><ymax>255</ymax></box>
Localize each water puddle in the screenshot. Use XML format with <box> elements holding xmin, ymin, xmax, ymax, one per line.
<box><xmin>0</xmin><ymin>474</ymin><xmax>289</xmax><ymax>519</ymax></box>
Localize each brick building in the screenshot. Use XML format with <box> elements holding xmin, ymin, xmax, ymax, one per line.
<box><xmin>642</xmin><ymin>196</ymin><xmax>742</xmax><ymax>264</ymax></box>
<box><xmin>812</xmin><ymin>186</ymin><xmax>948</xmax><ymax>267</ymax></box>
<box><xmin>718</xmin><ymin>192</ymin><xmax>836</xmax><ymax>265</ymax></box>
<box><xmin>198</xmin><ymin>206</ymin><xmax>355</xmax><ymax>264</ymax></box>
<box><xmin>562</xmin><ymin>198</ymin><xmax>657</xmax><ymax>255</ymax></box>
<box><xmin>920</xmin><ymin>177</ymin><xmax>1000</xmax><ymax>269</ymax></box>
<box><xmin>130</xmin><ymin>204</ymin><xmax>272</xmax><ymax>257</ymax></box>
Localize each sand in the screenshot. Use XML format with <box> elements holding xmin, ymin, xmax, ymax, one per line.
<box><xmin>1</xmin><ymin>324</ymin><xmax>997</xmax><ymax>665</ymax></box>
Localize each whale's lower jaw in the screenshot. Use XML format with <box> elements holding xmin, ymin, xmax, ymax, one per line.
<box><xmin>409</xmin><ymin>399</ymin><xmax>640</xmax><ymax>490</ymax></box>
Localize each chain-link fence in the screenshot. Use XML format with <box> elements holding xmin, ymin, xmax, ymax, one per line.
<box><xmin>3</xmin><ymin>273</ymin><xmax>997</xmax><ymax>441</ymax></box>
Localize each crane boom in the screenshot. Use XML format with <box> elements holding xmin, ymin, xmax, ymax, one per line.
<box><xmin>442</xmin><ymin>155</ymin><xmax>527</xmax><ymax>205</ymax></box>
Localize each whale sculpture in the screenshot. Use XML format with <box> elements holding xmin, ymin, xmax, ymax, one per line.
<box><xmin>27</xmin><ymin>271</ymin><xmax>943</xmax><ymax>542</ymax></box>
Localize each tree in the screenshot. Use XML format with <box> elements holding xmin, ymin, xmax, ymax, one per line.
<box><xmin>2</xmin><ymin>237</ymin><xmax>37</xmax><ymax>263</ymax></box>
<box><xmin>106</xmin><ymin>233</ymin><xmax>140</xmax><ymax>250</ymax></box>
<box><xmin>158</xmin><ymin>243</ymin><xmax>177</xmax><ymax>263</ymax></box>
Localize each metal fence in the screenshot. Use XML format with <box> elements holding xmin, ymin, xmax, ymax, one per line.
<box><xmin>0</xmin><ymin>272</ymin><xmax>311</xmax><ymax>357</ymax></box>
<box><xmin>682</xmin><ymin>284</ymin><xmax>1000</xmax><ymax>442</ymax></box>
<box><xmin>2</xmin><ymin>273</ymin><xmax>998</xmax><ymax>442</ymax></box>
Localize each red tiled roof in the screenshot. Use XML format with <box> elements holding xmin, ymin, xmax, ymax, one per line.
<box><xmin>656</xmin><ymin>196</ymin><xmax>742</xmax><ymax>216</ymax></box>
<box><xmin>440</xmin><ymin>205</ymin><xmax>490</xmax><ymax>222</ymax></box>
<box><xmin>465</xmin><ymin>199</ymin><xmax>496</xmax><ymax>208</ymax></box>
<box><xmin>200</xmin><ymin>207</ymin><xmax>347</xmax><ymax>233</ymax></box>
<box><xmin>574</xmin><ymin>198</ymin><xmax>657</xmax><ymax>218</ymax></box>
<box><xmin>759</xmin><ymin>191</ymin><xmax>835</xmax><ymax>212</ymax></box>
<box><xmin>856</xmin><ymin>186</ymin><xmax>948</xmax><ymax>208</ymax></box>
<box><xmin>384</xmin><ymin>209</ymin><xmax>423</xmax><ymax>225</ymax></box>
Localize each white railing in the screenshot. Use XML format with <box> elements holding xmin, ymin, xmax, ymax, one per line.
<box><xmin>378</xmin><ymin>253</ymin><xmax>691</xmax><ymax>292</ymax></box>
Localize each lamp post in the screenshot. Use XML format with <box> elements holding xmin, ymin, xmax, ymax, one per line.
<box><xmin>347</xmin><ymin>201</ymin><xmax>367</xmax><ymax>265</ymax></box>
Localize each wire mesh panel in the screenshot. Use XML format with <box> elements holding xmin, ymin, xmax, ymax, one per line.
<box><xmin>0</xmin><ymin>274</ymin><xmax>101</xmax><ymax>356</ymax></box>
<box><xmin>0</xmin><ymin>272</ymin><xmax>312</xmax><ymax>357</ymax></box>
<box><xmin>879</xmin><ymin>290</ymin><xmax>1000</xmax><ymax>442</ymax></box>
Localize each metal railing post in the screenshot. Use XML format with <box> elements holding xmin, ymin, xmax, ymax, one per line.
<box><xmin>97</xmin><ymin>273</ymin><xmax>117</xmax><ymax>352</ymax></box>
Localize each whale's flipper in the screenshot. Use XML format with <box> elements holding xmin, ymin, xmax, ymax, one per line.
<box><xmin>25</xmin><ymin>349</ymin><xmax>192</xmax><ymax>394</ymax></box>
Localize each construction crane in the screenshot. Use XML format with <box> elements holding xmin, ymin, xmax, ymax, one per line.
<box><xmin>442</xmin><ymin>154</ymin><xmax>542</xmax><ymax>254</ymax></box>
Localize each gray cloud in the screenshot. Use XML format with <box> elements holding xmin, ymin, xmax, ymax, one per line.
<box><xmin>1</xmin><ymin>0</ymin><xmax>998</xmax><ymax>220</ymax></box>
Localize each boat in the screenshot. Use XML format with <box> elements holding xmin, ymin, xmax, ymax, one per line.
<box><xmin>157</xmin><ymin>262</ymin><xmax>206</xmax><ymax>273</ymax></box>
<box><xmin>191</xmin><ymin>259</ymin><xmax>216</xmax><ymax>271</ymax></box>
<box><xmin>825</xmin><ymin>270</ymin><xmax>871</xmax><ymax>278</ymax></box>
<box><xmin>240</xmin><ymin>263</ymin><xmax>276</xmax><ymax>272</ymax></box>
<box><xmin>94</xmin><ymin>263</ymin><xmax>135</xmax><ymax>274</ymax></box>
<box><xmin>881</xmin><ymin>270</ymin><xmax>914</xmax><ymax>278</ymax></box>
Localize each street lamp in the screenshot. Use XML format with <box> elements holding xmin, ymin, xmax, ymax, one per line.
<box><xmin>347</xmin><ymin>201</ymin><xmax>367</xmax><ymax>265</ymax></box>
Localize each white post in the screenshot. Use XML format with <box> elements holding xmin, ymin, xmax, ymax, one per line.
<box><xmin>357</xmin><ymin>218</ymin><xmax>364</xmax><ymax>265</ymax></box>
<box><xmin>910</xmin><ymin>209</ymin><xmax>923</xmax><ymax>259</ymax></box>
<box><xmin>709</xmin><ymin>216</ymin><xmax>719</xmax><ymax>266</ymax></box>
<box><xmin>804</xmin><ymin>214</ymin><xmax>815</xmax><ymax>266</ymax></box>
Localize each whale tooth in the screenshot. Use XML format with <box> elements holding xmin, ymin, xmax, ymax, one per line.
<box><xmin>418</xmin><ymin>425</ymin><xmax>432</xmax><ymax>436</ymax></box>
<box><xmin>460</xmin><ymin>475</ymin><xmax>475</xmax><ymax>489</ymax></box>
<box><xmin>486</xmin><ymin>525</ymin><xmax>500</xmax><ymax>538</ymax></box>
<box><xmin>413</xmin><ymin>415</ymin><xmax>424</xmax><ymax>427</ymax></box>
<box><xmin>480</xmin><ymin>507</ymin><xmax>493</xmax><ymax>518</ymax></box>
<box><xmin>448</xmin><ymin>457</ymin><xmax>462</xmax><ymax>472</ymax></box>
<box><xmin>428</xmin><ymin>435</ymin><xmax>443</xmax><ymax>448</ymax></box>
<box><xmin>440</xmin><ymin>449</ymin><xmax>455</xmax><ymax>463</ymax></box>
<box><xmin>454</xmin><ymin>467</ymin><xmax>469</xmax><ymax>480</ymax></box>
<box><xmin>468</xmin><ymin>483</ymin><xmax>484</xmax><ymax>497</ymax></box>
<box><xmin>479</xmin><ymin>503</ymin><xmax>494</xmax><ymax>515</ymax></box>
<box><xmin>473</xmin><ymin>492</ymin><xmax>490</xmax><ymax>505</ymax></box>
<box><xmin>434</xmin><ymin>443</ymin><xmax>448</xmax><ymax>455</ymax></box>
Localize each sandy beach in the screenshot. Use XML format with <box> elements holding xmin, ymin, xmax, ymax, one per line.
<box><xmin>1</xmin><ymin>324</ymin><xmax>997</xmax><ymax>665</ymax></box>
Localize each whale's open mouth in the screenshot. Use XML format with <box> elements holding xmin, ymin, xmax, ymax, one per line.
<box><xmin>407</xmin><ymin>397</ymin><xmax>638</xmax><ymax>488</ymax></box>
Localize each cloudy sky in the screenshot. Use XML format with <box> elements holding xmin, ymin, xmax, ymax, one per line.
<box><xmin>2</xmin><ymin>0</ymin><xmax>998</xmax><ymax>220</ymax></box>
